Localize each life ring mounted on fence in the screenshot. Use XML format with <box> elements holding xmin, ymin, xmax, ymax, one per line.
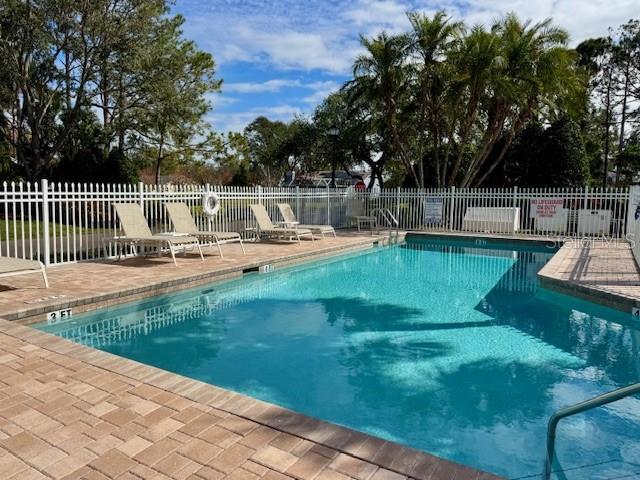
<box><xmin>202</xmin><ymin>192</ymin><xmax>221</xmax><ymax>217</ymax></box>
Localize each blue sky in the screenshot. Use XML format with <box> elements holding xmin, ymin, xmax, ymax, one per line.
<box><xmin>172</xmin><ymin>0</ymin><xmax>638</xmax><ymax>133</ymax></box>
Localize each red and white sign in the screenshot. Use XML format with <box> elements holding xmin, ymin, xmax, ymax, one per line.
<box><xmin>530</xmin><ymin>198</ymin><xmax>564</xmax><ymax>219</ymax></box>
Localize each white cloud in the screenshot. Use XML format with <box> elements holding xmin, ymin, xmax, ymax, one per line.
<box><xmin>181</xmin><ymin>0</ymin><xmax>640</xmax><ymax>74</ymax></box>
<box><xmin>302</xmin><ymin>81</ymin><xmax>341</xmax><ymax>103</ymax></box>
<box><xmin>179</xmin><ymin>0</ymin><xmax>640</xmax><ymax>133</ymax></box>
<box><xmin>410</xmin><ymin>0</ymin><xmax>639</xmax><ymax>46</ymax></box>
<box><xmin>224</xmin><ymin>79</ymin><xmax>302</xmax><ymax>94</ymax></box>
<box><xmin>209</xmin><ymin>104</ymin><xmax>306</xmax><ymax>133</ymax></box>
<box><xmin>234</xmin><ymin>28</ymin><xmax>354</xmax><ymax>73</ymax></box>
<box><xmin>223</xmin><ymin>79</ymin><xmax>341</xmax><ymax>100</ymax></box>
<box><xmin>207</xmin><ymin>93</ymin><xmax>239</xmax><ymax>108</ymax></box>
<box><xmin>345</xmin><ymin>0</ymin><xmax>412</xmax><ymax>36</ymax></box>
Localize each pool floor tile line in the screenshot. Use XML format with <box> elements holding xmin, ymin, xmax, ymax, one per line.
<box><xmin>0</xmin><ymin>318</ymin><xmax>503</xmax><ymax>480</ymax></box>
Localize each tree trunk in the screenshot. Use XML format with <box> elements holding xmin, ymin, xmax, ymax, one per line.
<box><xmin>376</xmin><ymin>169</ymin><xmax>384</xmax><ymax>189</ymax></box>
<box><xmin>460</xmin><ymin>105</ymin><xmax>507</xmax><ymax>187</ymax></box>
<box><xmin>603</xmin><ymin>67</ymin><xmax>613</xmax><ymax>188</ymax></box>
<box><xmin>616</xmin><ymin>61</ymin><xmax>630</xmax><ymax>184</ymax></box>
<box><xmin>447</xmin><ymin>87</ymin><xmax>480</xmax><ymax>186</ymax></box>
<box><xmin>117</xmin><ymin>73</ymin><xmax>127</xmax><ymax>151</ymax></box>
<box><xmin>367</xmin><ymin>165</ymin><xmax>378</xmax><ymax>190</ymax></box>
<box><xmin>155</xmin><ymin>132</ymin><xmax>164</xmax><ymax>185</ymax></box>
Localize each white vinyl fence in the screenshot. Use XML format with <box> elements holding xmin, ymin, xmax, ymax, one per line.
<box><xmin>0</xmin><ymin>180</ymin><xmax>633</xmax><ymax>265</ymax></box>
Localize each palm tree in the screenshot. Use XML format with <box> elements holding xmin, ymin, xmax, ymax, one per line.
<box><xmin>408</xmin><ymin>11</ymin><xmax>463</xmax><ymax>187</ymax></box>
<box><xmin>464</xmin><ymin>14</ymin><xmax>582</xmax><ymax>186</ymax></box>
<box><xmin>341</xmin><ymin>12</ymin><xmax>583</xmax><ymax>188</ymax></box>
<box><xmin>345</xmin><ymin>32</ymin><xmax>419</xmax><ymax>187</ymax></box>
<box><xmin>444</xmin><ymin>25</ymin><xmax>502</xmax><ymax>186</ymax></box>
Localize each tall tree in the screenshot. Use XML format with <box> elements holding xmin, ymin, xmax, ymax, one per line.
<box><xmin>131</xmin><ymin>16</ymin><xmax>220</xmax><ymax>184</ymax></box>
<box><xmin>468</xmin><ymin>15</ymin><xmax>582</xmax><ymax>186</ymax></box>
<box><xmin>345</xmin><ymin>32</ymin><xmax>419</xmax><ymax>186</ymax></box>
<box><xmin>341</xmin><ymin>12</ymin><xmax>583</xmax><ymax>188</ymax></box>
<box><xmin>489</xmin><ymin>117</ymin><xmax>590</xmax><ymax>187</ymax></box>
<box><xmin>613</xmin><ymin>21</ymin><xmax>640</xmax><ymax>182</ymax></box>
<box><xmin>0</xmin><ymin>0</ymin><xmax>222</xmax><ymax>182</ymax></box>
<box><xmin>0</xmin><ymin>0</ymin><xmax>122</xmax><ymax>178</ymax></box>
<box><xmin>244</xmin><ymin>117</ymin><xmax>297</xmax><ymax>186</ymax></box>
<box><xmin>407</xmin><ymin>11</ymin><xmax>462</xmax><ymax>187</ymax></box>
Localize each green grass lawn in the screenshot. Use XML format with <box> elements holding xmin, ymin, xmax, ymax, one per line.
<box><xmin>0</xmin><ymin>219</ymin><xmax>99</xmax><ymax>241</ymax></box>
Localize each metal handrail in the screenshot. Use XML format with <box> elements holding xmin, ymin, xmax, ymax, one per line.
<box><xmin>371</xmin><ymin>208</ymin><xmax>399</xmax><ymax>240</ymax></box>
<box><xmin>543</xmin><ymin>382</ymin><xmax>640</xmax><ymax>480</ymax></box>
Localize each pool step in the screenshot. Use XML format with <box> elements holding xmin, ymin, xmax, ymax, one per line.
<box><xmin>379</xmin><ymin>230</ymin><xmax>404</xmax><ymax>246</ymax></box>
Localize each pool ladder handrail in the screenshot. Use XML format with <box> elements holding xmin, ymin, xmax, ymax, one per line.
<box><xmin>371</xmin><ymin>208</ymin><xmax>399</xmax><ymax>242</ymax></box>
<box><xmin>543</xmin><ymin>381</ymin><xmax>640</xmax><ymax>480</ymax></box>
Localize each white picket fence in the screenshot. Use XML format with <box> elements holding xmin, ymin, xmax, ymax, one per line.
<box><xmin>0</xmin><ymin>180</ymin><xmax>633</xmax><ymax>265</ymax></box>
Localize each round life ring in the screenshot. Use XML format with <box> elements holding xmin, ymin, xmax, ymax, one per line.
<box><xmin>202</xmin><ymin>192</ymin><xmax>220</xmax><ymax>217</ymax></box>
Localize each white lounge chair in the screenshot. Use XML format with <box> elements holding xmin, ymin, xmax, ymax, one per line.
<box><xmin>165</xmin><ymin>202</ymin><xmax>245</xmax><ymax>258</ymax></box>
<box><xmin>0</xmin><ymin>256</ymin><xmax>48</xmax><ymax>288</ymax></box>
<box><xmin>112</xmin><ymin>203</ymin><xmax>204</xmax><ymax>266</ymax></box>
<box><xmin>276</xmin><ymin>203</ymin><xmax>336</xmax><ymax>238</ymax></box>
<box><xmin>347</xmin><ymin>199</ymin><xmax>377</xmax><ymax>232</ymax></box>
<box><xmin>250</xmin><ymin>204</ymin><xmax>314</xmax><ymax>243</ymax></box>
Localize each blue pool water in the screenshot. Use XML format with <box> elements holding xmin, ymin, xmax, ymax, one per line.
<box><xmin>37</xmin><ymin>239</ymin><xmax>640</xmax><ymax>479</ymax></box>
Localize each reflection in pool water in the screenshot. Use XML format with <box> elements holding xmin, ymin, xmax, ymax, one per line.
<box><xmin>38</xmin><ymin>241</ymin><xmax>640</xmax><ymax>479</ymax></box>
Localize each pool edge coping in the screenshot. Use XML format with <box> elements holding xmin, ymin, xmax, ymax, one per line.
<box><xmin>4</xmin><ymin>236</ymin><xmax>386</xmax><ymax>324</ymax></box>
<box><xmin>407</xmin><ymin>231</ymin><xmax>640</xmax><ymax>314</ymax></box>
<box><xmin>0</xmin><ymin>317</ymin><xmax>502</xmax><ymax>480</ymax></box>
<box><xmin>537</xmin><ymin>242</ymin><xmax>640</xmax><ymax>313</ymax></box>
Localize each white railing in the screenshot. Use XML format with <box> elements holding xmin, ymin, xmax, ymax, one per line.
<box><xmin>0</xmin><ymin>181</ymin><xmax>633</xmax><ymax>265</ymax></box>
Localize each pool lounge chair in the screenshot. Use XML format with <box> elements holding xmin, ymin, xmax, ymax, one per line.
<box><xmin>347</xmin><ymin>199</ymin><xmax>377</xmax><ymax>232</ymax></box>
<box><xmin>0</xmin><ymin>256</ymin><xmax>48</xmax><ymax>288</ymax></box>
<box><xmin>112</xmin><ymin>203</ymin><xmax>203</xmax><ymax>266</ymax></box>
<box><xmin>164</xmin><ymin>202</ymin><xmax>245</xmax><ymax>258</ymax></box>
<box><xmin>276</xmin><ymin>203</ymin><xmax>336</xmax><ymax>238</ymax></box>
<box><xmin>249</xmin><ymin>204</ymin><xmax>314</xmax><ymax>243</ymax></box>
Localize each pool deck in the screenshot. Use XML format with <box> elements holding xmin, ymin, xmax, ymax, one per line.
<box><xmin>2</xmin><ymin>230</ymin><xmax>639</xmax><ymax>479</ymax></box>
<box><xmin>0</xmin><ymin>233</ymin><xmax>398</xmax><ymax>323</ymax></box>
<box><xmin>0</xmin><ymin>318</ymin><xmax>500</xmax><ymax>480</ymax></box>
<box><xmin>538</xmin><ymin>239</ymin><xmax>640</xmax><ymax>312</ymax></box>
<box><xmin>0</xmin><ymin>232</ymin><xmax>501</xmax><ymax>480</ymax></box>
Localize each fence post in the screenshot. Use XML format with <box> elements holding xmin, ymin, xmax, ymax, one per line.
<box><xmin>449</xmin><ymin>186</ymin><xmax>455</xmax><ymax>232</ymax></box>
<box><xmin>582</xmin><ymin>185</ymin><xmax>589</xmax><ymax>237</ymax></box>
<box><xmin>512</xmin><ymin>186</ymin><xmax>518</xmax><ymax>234</ymax></box>
<box><xmin>257</xmin><ymin>185</ymin><xmax>263</xmax><ymax>205</ymax></box>
<box><xmin>627</xmin><ymin>187</ymin><xmax>640</xmax><ymax>267</ymax></box>
<box><xmin>295</xmin><ymin>186</ymin><xmax>301</xmax><ymax>217</ymax></box>
<box><xmin>326</xmin><ymin>185</ymin><xmax>331</xmax><ymax>225</ymax></box>
<box><xmin>205</xmin><ymin>183</ymin><xmax>211</xmax><ymax>231</ymax></box>
<box><xmin>138</xmin><ymin>181</ymin><xmax>144</xmax><ymax>212</ymax></box>
<box><xmin>41</xmin><ymin>179</ymin><xmax>50</xmax><ymax>266</ymax></box>
<box><xmin>396</xmin><ymin>186</ymin><xmax>401</xmax><ymax>225</ymax></box>
<box><xmin>626</xmin><ymin>186</ymin><xmax>634</xmax><ymax>238</ymax></box>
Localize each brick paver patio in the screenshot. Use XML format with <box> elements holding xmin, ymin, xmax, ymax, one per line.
<box><xmin>0</xmin><ymin>232</ymin><xmax>500</xmax><ymax>479</ymax></box>
<box><xmin>0</xmin><ymin>319</ymin><xmax>500</xmax><ymax>480</ymax></box>
<box><xmin>11</xmin><ymin>232</ymin><xmax>639</xmax><ymax>479</ymax></box>
<box><xmin>538</xmin><ymin>239</ymin><xmax>640</xmax><ymax>311</ymax></box>
<box><xmin>0</xmin><ymin>233</ymin><xmax>392</xmax><ymax>322</ymax></box>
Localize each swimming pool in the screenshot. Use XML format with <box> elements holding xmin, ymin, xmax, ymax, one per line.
<box><xmin>36</xmin><ymin>238</ymin><xmax>640</xmax><ymax>479</ymax></box>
